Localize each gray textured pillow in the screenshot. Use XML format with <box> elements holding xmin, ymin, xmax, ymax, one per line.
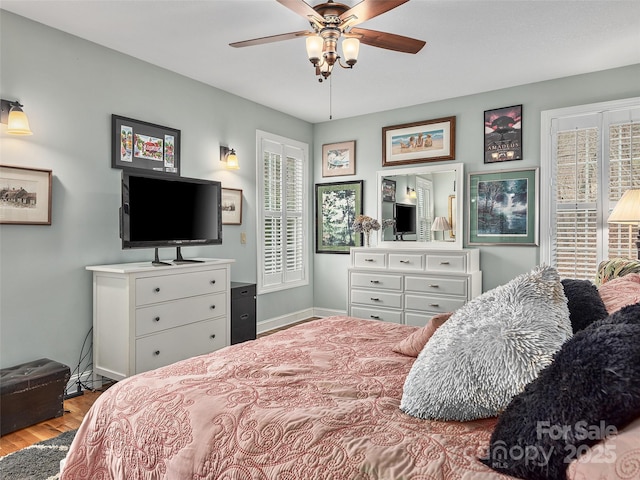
<box><xmin>400</xmin><ymin>265</ymin><xmax>572</xmax><ymax>421</ymax></box>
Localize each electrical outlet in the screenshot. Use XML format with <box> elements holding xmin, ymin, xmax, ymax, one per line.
<box><xmin>240</xmin><ymin>232</ymin><xmax>246</xmax><ymax>244</ymax></box>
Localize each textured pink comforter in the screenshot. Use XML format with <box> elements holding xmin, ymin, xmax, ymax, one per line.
<box><xmin>62</xmin><ymin>317</ymin><xmax>508</xmax><ymax>480</ymax></box>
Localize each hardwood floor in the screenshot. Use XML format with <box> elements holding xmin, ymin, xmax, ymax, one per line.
<box><xmin>0</xmin><ymin>317</ymin><xmax>321</xmax><ymax>457</ymax></box>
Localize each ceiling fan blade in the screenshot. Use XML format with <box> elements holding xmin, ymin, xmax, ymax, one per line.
<box><xmin>230</xmin><ymin>30</ymin><xmax>310</xmax><ymax>48</ymax></box>
<box><xmin>350</xmin><ymin>27</ymin><xmax>425</xmax><ymax>54</ymax></box>
<box><xmin>276</xmin><ymin>0</ymin><xmax>324</xmax><ymax>23</ymax></box>
<box><xmin>340</xmin><ymin>0</ymin><xmax>409</xmax><ymax>27</ymax></box>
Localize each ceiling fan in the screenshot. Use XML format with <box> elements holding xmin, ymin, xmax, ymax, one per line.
<box><xmin>230</xmin><ymin>0</ymin><xmax>426</xmax><ymax>81</ymax></box>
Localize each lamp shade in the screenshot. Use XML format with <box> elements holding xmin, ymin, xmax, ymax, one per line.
<box><xmin>226</xmin><ymin>149</ymin><xmax>239</xmax><ymax>170</ymax></box>
<box><xmin>431</xmin><ymin>216</ymin><xmax>451</xmax><ymax>231</ymax></box>
<box><xmin>342</xmin><ymin>37</ymin><xmax>360</xmax><ymax>64</ymax></box>
<box><xmin>7</xmin><ymin>106</ymin><xmax>33</xmax><ymax>135</ymax></box>
<box><xmin>306</xmin><ymin>35</ymin><xmax>324</xmax><ymax>64</ymax></box>
<box><xmin>608</xmin><ymin>189</ymin><xmax>640</xmax><ymax>223</ymax></box>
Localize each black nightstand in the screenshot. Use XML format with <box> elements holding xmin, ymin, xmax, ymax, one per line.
<box><xmin>230</xmin><ymin>282</ymin><xmax>257</xmax><ymax>344</ymax></box>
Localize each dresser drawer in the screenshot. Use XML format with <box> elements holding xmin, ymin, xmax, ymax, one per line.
<box><xmin>388</xmin><ymin>253</ymin><xmax>424</xmax><ymax>271</ymax></box>
<box><xmin>405</xmin><ymin>294</ymin><xmax>466</xmax><ymax>313</ymax></box>
<box><xmin>425</xmin><ymin>254</ymin><xmax>466</xmax><ymax>272</ymax></box>
<box><xmin>350</xmin><ymin>272</ymin><xmax>402</xmax><ymax>290</ymax></box>
<box><xmin>353</xmin><ymin>251</ymin><xmax>387</xmax><ymax>269</ymax></box>
<box><xmin>350</xmin><ymin>306</ymin><xmax>402</xmax><ymax>324</ymax></box>
<box><xmin>351</xmin><ymin>289</ymin><xmax>402</xmax><ymax>308</ymax></box>
<box><xmin>135</xmin><ymin>317</ymin><xmax>226</xmax><ymax>373</ymax></box>
<box><xmin>136</xmin><ymin>269</ymin><xmax>226</xmax><ymax>306</ymax></box>
<box><xmin>135</xmin><ymin>292</ymin><xmax>226</xmax><ymax>337</ymax></box>
<box><xmin>405</xmin><ymin>275</ymin><xmax>467</xmax><ymax>296</ymax></box>
<box><xmin>404</xmin><ymin>312</ymin><xmax>434</xmax><ymax>328</ymax></box>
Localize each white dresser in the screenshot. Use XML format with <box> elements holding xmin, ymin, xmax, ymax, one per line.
<box><xmin>348</xmin><ymin>247</ymin><xmax>481</xmax><ymax>326</ymax></box>
<box><xmin>87</xmin><ymin>258</ymin><xmax>234</xmax><ymax>383</ymax></box>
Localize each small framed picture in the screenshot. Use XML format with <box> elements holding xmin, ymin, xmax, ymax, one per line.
<box><xmin>315</xmin><ymin>180</ymin><xmax>363</xmax><ymax>254</ymax></box>
<box><xmin>381</xmin><ymin>178</ymin><xmax>396</xmax><ymax>202</ymax></box>
<box><xmin>322</xmin><ymin>140</ymin><xmax>356</xmax><ymax>177</ymax></box>
<box><xmin>0</xmin><ymin>165</ymin><xmax>52</xmax><ymax>225</ymax></box>
<box><xmin>468</xmin><ymin>168</ymin><xmax>539</xmax><ymax>245</ymax></box>
<box><xmin>382</xmin><ymin>116</ymin><xmax>456</xmax><ymax>166</ymax></box>
<box><xmin>484</xmin><ymin>105</ymin><xmax>523</xmax><ymax>163</ymax></box>
<box><xmin>112</xmin><ymin>114</ymin><xmax>180</xmax><ymax>175</ymax></box>
<box><xmin>221</xmin><ymin>188</ymin><xmax>242</xmax><ymax>225</ymax></box>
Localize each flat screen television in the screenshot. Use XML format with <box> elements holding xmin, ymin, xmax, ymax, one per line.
<box><xmin>121</xmin><ymin>170</ymin><xmax>222</xmax><ymax>263</ymax></box>
<box><xmin>394</xmin><ymin>203</ymin><xmax>416</xmax><ymax>240</ymax></box>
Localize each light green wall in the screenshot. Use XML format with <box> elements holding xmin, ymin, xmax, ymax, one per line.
<box><xmin>0</xmin><ymin>11</ymin><xmax>314</xmax><ymax>369</ymax></box>
<box><xmin>312</xmin><ymin>64</ymin><xmax>640</xmax><ymax>310</ymax></box>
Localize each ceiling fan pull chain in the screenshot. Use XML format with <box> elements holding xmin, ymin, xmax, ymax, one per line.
<box><xmin>329</xmin><ymin>74</ymin><xmax>333</xmax><ymax>120</ymax></box>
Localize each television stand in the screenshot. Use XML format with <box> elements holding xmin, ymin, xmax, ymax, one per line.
<box><xmin>173</xmin><ymin>247</ymin><xmax>204</xmax><ymax>264</ymax></box>
<box><xmin>152</xmin><ymin>248</ymin><xmax>172</xmax><ymax>267</ymax></box>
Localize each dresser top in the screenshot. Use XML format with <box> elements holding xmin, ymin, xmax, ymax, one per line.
<box><xmin>87</xmin><ymin>258</ymin><xmax>235</xmax><ymax>274</ymax></box>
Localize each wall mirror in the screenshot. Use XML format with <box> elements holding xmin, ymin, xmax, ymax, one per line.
<box><xmin>376</xmin><ymin>162</ymin><xmax>464</xmax><ymax>250</ymax></box>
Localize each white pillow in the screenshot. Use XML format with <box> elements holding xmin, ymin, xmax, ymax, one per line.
<box><xmin>400</xmin><ymin>265</ymin><xmax>572</xmax><ymax>421</ymax></box>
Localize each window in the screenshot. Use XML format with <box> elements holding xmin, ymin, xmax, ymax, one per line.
<box><xmin>256</xmin><ymin>130</ymin><xmax>309</xmax><ymax>294</ymax></box>
<box><xmin>541</xmin><ymin>98</ymin><xmax>640</xmax><ymax>280</ymax></box>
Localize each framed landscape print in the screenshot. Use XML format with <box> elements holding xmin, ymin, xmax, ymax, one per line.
<box><xmin>221</xmin><ymin>188</ymin><xmax>242</xmax><ymax>225</ymax></box>
<box><xmin>484</xmin><ymin>105</ymin><xmax>522</xmax><ymax>163</ymax></box>
<box><xmin>468</xmin><ymin>168</ymin><xmax>539</xmax><ymax>245</ymax></box>
<box><xmin>382</xmin><ymin>116</ymin><xmax>455</xmax><ymax>166</ymax></box>
<box><xmin>0</xmin><ymin>165</ymin><xmax>52</xmax><ymax>225</ymax></box>
<box><xmin>322</xmin><ymin>140</ymin><xmax>356</xmax><ymax>177</ymax></box>
<box><xmin>315</xmin><ymin>180</ymin><xmax>363</xmax><ymax>254</ymax></box>
<box><xmin>112</xmin><ymin>114</ymin><xmax>180</xmax><ymax>175</ymax></box>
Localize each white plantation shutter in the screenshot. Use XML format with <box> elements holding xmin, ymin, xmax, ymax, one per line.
<box><xmin>257</xmin><ymin>131</ymin><xmax>308</xmax><ymax>293</ymax></box>
<box><xmin>542</xmin><ymin>99</ymin><xmax>640</xmax><ymax>280</ymax></box>
<box><xmin>416</xmin><ymin>177</ymin><xmax>433</xmax><ymax>242</ymax></box>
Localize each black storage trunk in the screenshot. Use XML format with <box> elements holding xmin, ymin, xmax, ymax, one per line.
<box><xmin>0</xmin><ymin>358</ymin><xmax>70</xmax><ymax>436</ymax></box>
<box><xmin>231</xmin><ymin>282</ymin><xmax>257</xmax><ymax>345</ymax></box>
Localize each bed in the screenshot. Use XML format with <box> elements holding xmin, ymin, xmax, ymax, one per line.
<box><xmin>60</xmin><ymin>263</ymin><xmax>640</xmax><ymax>480</ymax></box>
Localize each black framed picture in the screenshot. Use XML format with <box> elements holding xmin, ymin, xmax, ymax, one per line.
<box><xmin>484</xmin><ymin>105</ymin><xmax>522</xmax><ymax>163</ymax></box>
<box><xmin>381</xmin><ymin>178</ymin><xmax>396</xmax><ymax>202</ymax></box>
<box><xmin>315</xmin><ymin>180</ymin><xmax>363</xmax><ymax>254</ymax></box>
<box><xmin>112</xmin><ymin>114</ymin><xmax>180</xmax><ymax>175</ymax></box>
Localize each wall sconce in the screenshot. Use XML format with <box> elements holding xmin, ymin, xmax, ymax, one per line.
<box><xmin>0</xmin><ymin>99</ymin><xmax>33</xmax><ymax>135</ymax></box>
<box><xmin>220</xmin><ymin>146</ymin><xmax>239</xmax><ymax>170</ymax></box>
<box><xmin>406</xmin><ymin>187</ymin><xmax>417</xmax><ymax>199</ymax></box>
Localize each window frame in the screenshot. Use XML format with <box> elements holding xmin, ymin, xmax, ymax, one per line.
<box><xmin>256</xmin><ymin>130</ymin><xmax>309</xmax><ymax>295</ymax></box>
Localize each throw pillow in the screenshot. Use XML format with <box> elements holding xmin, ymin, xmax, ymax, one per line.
<box><xmin>400</xmin><ymin>265</ymin><xmax>572</xmax><ymax>421</ymax></box>
<box><xmin>598</xmin><ymin>272</ymin><xmax>640</xmax><ymax>313</ymax></box>
<box><xmin>483</xmin><ymin>303</ymin><xmax>640</xmax><ymax>480</ymax></box>
<box><xmin>561</xmin><ymin>278</ymin><xmax>608</xmax><ymax>333</ymax></box>
<box><xmin>392</xmin><ymin>312</ymin><xmax>453</xmax><ymax>357</ymax></box>
<box><xmin>594</xmin><ymin>257</ymin><xmax>640</xmax><ymax>286</ymax></box>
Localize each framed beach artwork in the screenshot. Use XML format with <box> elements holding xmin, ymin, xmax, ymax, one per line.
<box><xmin>467</xmin><ymin>168</ymin><xmax>539</xmax><ymax>246</ymax></box>
<box><xmin>315</xmin><ymin>180</ymin><xmax>363</xmax><ymax>254</ymax></box>
<box><xmin>484</xmin><ymin>105</ymin><xmax>523</xmax><ymax>163</ymax></box>
<box><xmin>221</xmin><ymin>188</ymin><xmax>242</xmax><ymax>225</ymax></box>
<box><xmin>0</xmin><ymin>165</ymin><xmax>52</xmax><ymax>225</ymax></box>
<box><xmin>382</xmin><ymin>116</ymin><xmax>456</xmax><ymax>166</ymax></box>
<box><xmin>112</xmin><ymin>114</ymin><xmax>180</xmax><ymax>175</ymax></box>
<box><xmin>322</xmin><ymin>140</ymin><xmax>356</xmax><ymax>177</ymax></box>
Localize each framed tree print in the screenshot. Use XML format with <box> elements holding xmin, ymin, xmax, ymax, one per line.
<box><xmin>315</xmin><ymin>180</ymin><xmax>363</xmax><ymax>254</ymax></box>
<box><xmin>468</xmin><ymin>168</ymin><xmax>539</xmax><ymax>245</ymax></box>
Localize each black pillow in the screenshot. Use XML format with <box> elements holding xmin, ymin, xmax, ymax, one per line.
<box><xmin>482</xmin><ymin>303</ymin><xmax>640</xmax><ymax>480</ymax></box>
<box><xmin>561</xmin><ymin>278</ymin><xmax>608</xmax><ymax>333</ymax></box>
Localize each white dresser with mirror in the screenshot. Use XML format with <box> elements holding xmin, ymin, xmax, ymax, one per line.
<box><xmin>347</xmin><ymin>163</ymin><xmax>482</xmax><ymax>327</ymax></box>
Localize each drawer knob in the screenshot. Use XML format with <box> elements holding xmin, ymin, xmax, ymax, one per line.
<box><xmin>154</xmin><ymin>287</ymin><xmax>160</xmax><ymax>293</ymax></box>
<box><xmin>400</xmin><ymin>259</ymin><xmax>409</xmax><ymax>264</ymax></box>
<box><xmin>429</xmin><ymin>284</ymin><xmax>440</xmax><ymax>288</ymax></box>
<box><xmin>210</xmin><ymin>305</ymin><xmax>216</xmax><ymax>310</ymax></box>
<box><xmin>429</xmin><ymin>303</ymin><xmax>440</xmax><ymax>307</ymax></box>
<box><xmin>370</xmin><ymin>280</ymin><xmax>380</xmax><ymax>284</ymax></box>
<box><xmin>210</xmin><ymin>280</ymin><xmax>216</xmax><ymax>284</ymax></box>
<box><xmin>370</xmin><ymin>297</ymin><xmax>380</xmax><ymax>301</ymax></box>
<box><xmin>370</xmin><ymin>315</ymin><xmax>380</xmax><ymax>319</ymax></box>
<box><xmin>440</xmin><ymin>261</ymin><xmax>450</xmax><ymax>265</ymax></box>
<box><xmin>210</xmin><ymin>334</ymin><xmax>216</xmax><ymax>339</ymax></box>
<box><xmin>240</xmin><ymin>314</ymin><xmax>249</xmax><ymax>320</ymax></box>
<box><xmin>241</xmin><ymin>290</ymin><xmax>249</xmax><ymax>295</ymax></box>
<box><xmin>154</xmin><ymin>350</ymin><xmax>160</xmax><ymax>356</ymax></box>
<box><xmin>154</xmin><ymin>316</ymin><xmax>160</xmax><ymax>322</ymax></box>
<box><xmin>364</xmin><ymin>258</ymin><xmax>375</xmax><ymax>262</ymax></box>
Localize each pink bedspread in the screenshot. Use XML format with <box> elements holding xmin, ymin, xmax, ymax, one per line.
<box><xmin>62</xmin><ymin>316</ymin><xmax>508</xmax><ymax>480</ymax></box>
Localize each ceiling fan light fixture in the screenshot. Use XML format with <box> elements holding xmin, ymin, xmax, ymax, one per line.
<box><xmin>342</xmin><ymin>37</ymin><xmax>360</xmax><ymax>66</ymax></box>
<box><xmin>306</xmin><ymin>35</ymin><xmax>324</xmax><ymax>65</ymax></box>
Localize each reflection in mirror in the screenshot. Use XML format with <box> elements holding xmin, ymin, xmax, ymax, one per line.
<box><xmin>376</xmin><ymin>163</ymin><xmax>464</xmax><ymax>250</ymax></box>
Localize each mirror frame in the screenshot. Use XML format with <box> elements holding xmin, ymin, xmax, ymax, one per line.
<box><xmin>376</xmin><ymin>162</ymin><xmax>464</xmax><ymax>250</ymax></box>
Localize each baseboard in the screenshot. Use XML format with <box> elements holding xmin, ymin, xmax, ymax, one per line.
<box><xmin>312</xmin><ymin>307</ymin><xmax>346</xmax><ymax>318</ymax></box>
<box><xmin>256</xmin><ymin>307</ymin><xmax>347</xmax><ymax>335</ymax></box>
<box><xmin>64</xmin><ymin>369</ymin><xmax>93</xmax><ymax>397</ymax></box>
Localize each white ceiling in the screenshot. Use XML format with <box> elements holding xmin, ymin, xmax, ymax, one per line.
<box><xmin>2</xmin><ymin>0</ymin><xmax>639</xmax><ymax>124</ymax></box>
